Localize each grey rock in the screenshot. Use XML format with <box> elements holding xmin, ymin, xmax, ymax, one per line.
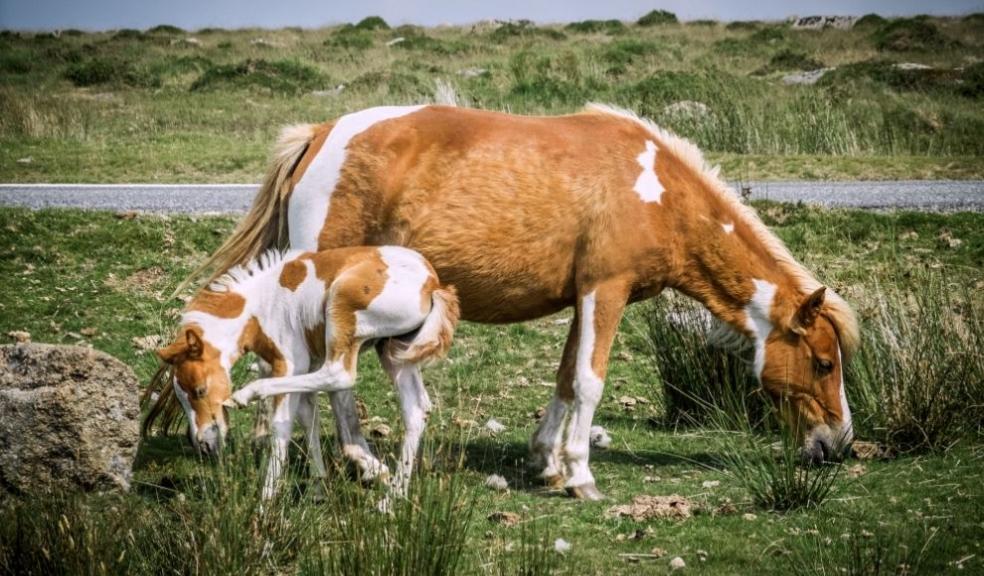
<box><xmin>792</xmin><ymin>16</ymin><xmax>856</xmax><ymax>30</ymax></box>
<box><xmin>0</xmin><ymin>343</ymin><xmax>141</xmax><ymax>493</ymax></box>
<box><xmin>782</xmin><ymin>67</ymin><xmax>835</xmax><ymax>85</ymax></box>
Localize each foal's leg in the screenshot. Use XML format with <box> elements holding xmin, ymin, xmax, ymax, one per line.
<box><xmin>329</xmin><ymin>389</ymin><xmax>389</xmax><ymax>483</ymax></box>
<box><xmin>262</xmin><ymin>393</ymin><xmax>301</xmax><ymax>500</ymax></box>
<box><xmin>562</xmin><ymin>281</ymin><xmax>628</xmax><ymax>500</ymax></box>
<box><xmin>296</xmin><ymin>392</ymin><xmax>328</xmax><ymax>498</ymax></box>
<box><xmin>530</xmin><ymin>315</ymin><xmax>578</xmax><ymax>489</ymax></box>
<box><xmin>378</xmin><ymin>342</ymin><xmax>431</xmax><ymax>501</ymax></box>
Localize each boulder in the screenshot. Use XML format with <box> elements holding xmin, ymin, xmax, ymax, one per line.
<box><xmin>0</xmin><ymin>343</ymin><xmax>140</xmax><ymax>493</ymax></box>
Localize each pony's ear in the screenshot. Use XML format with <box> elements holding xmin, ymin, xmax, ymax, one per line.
<box><xmin>186</xmin><ymin>328</ymin><xmax>204</xmax><ymax>359</ymax></box>
<box><xmin>157</xmin><ymin>340</ymin><xmax>186</xmax><ymax>364</ymax></box>
<box><xmin>790</xmin><ymin>287</ymin><xmax>826</xmax><ymax>335</ymax></box>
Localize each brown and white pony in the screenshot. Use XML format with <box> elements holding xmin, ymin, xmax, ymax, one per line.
<box><xmin>179</xmin><ymin>103</ymin><xmax>859</xmax><ymax>500</ymax></box>
<box><xmin>144</xmin><ymin>246</ymin><xmax>458</xmax><ymax>500</ymax></box>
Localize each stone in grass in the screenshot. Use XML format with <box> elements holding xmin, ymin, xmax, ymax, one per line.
<box><xmin>0</xmin><ymin>343</ymin><xmax>140</xmax><ymax>493</ymax></box>
<box><xmin>590</xmin><ymin>425</ymin><xmax>612</xmax><ymax>448</ymax></box>
<box><xmin>670</xmin><ymin>556</ymin><xmax>686</xmax><ymax>570</ymax></box>
<box><xmin>485</xmin><ymin>474</ymin><xmax>509</xmax><ymax>491</ymax></box>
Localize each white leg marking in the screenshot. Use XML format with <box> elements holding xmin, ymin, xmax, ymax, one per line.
<box><xmin>633</xmin><ymin>140</ymin><xmax>665</xmax><ymax>204</ymax></box>
<box><xmin>231</xmin><ymin>362</ymin><xmax>354</xmax><ymax>404</ymax></box>
<box><xmin>288</xmin><ymin>106</ymin><xmax>426</xmax><ymax>251</ymax></box>
<box><xmin>532</xmin><ymin>397</ymin><xmax>569</xmax><ymax>481</ymax></box>
<box><xmin>564</xmin><ymin>291</ymin><xmax>604</xmax><ymax>489</ymax></box>
<box><xmin>262</xmin><ymin>394</ymin><xmax>300</xmax><ymax>500</ymax></box>
<box><xmin>744</xmin><ymin>279</ymin><xmax>778</xmax><ymax>378</ymax></box>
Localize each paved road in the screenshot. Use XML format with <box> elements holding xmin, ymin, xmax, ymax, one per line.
<box><xmin>1</xmin><ymin>181</ymin><xmax>982</xmax><ymax>214</ymax></box>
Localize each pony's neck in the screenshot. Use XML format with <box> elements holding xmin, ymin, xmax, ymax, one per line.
<box><xmin>667</xmin><ymin>209</ymin><xmax>799</xmax><ymax>343</ymax></box>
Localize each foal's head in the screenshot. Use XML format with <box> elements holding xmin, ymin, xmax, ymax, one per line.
<box><xmin>758</xmin><ymin>287</ymin><xmax>855</xmax><ymax>464</ymax></box>
<box><xmin>156</xmin><ymin>325</ymin><xmax>233</xmax><ymax>455</ymax></box>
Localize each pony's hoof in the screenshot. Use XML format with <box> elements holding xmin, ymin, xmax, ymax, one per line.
<box><xmin>542</xmin><ymin>473</ymin><xmax>566</xmax><ymax>490</ymax></box>
<box><xmin>566</xmin><ymin>482</ymin><xmax>606</xmax><ymax>501</ymax></box>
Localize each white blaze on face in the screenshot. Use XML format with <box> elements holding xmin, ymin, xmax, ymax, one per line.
<box><xmin>836</xmin><ymin>347</ymin><xmax>853</xmax><ymax>445</ymax></box>
<box><xmin>722</xmin><ymin>222</ymin><xmax>735</xmax><ymax>234</ymax></box>
<box><xmin>172</xmin><ymin>378</ymin><xmax>198</xmax><ymax>442</ymax></box>
<box><xmin>743</xmin><ymin>279</ymin><xmax>778</xmax><ymax>379</ymax></box>
<box><xmin>288</xmin><ymin>105</ymin><xmax>426</xmax><ymax>251</ymax></box>
<box><xmin>633</xmin><ymin>140</ymin><xmax>665</xmax><ymax>204</ymax></box>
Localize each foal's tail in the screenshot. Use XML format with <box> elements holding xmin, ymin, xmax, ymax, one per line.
<box><xmin>175</xmin><ymin>123</ymin><xmax>319</xmax><ymax>294</ymax></box>
<box><xmin>395</xmin><ymin>285</ymin><xmax>460</xmax><ymax>365</ymax></box>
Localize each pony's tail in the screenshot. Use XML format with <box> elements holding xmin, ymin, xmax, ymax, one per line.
<box><xmin>395</xmin><ymin>285</ymin><xmax>460</xmax><ymax>365</ymax></box>
<box><xmin>174</xmin><ymin>123</ymin><xmax>319</xmax><ymax>295</ymax></box>
<box><xmin>141</xmin><ymin>364</ymin><xmax>184</xmax><ymax>437</ymax></box>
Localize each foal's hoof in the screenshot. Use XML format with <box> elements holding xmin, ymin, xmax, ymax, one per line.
<box><xmin>566</xmin><ymin>482</ymin><xmax>606</xmax><ymax>501</ymax></box>
<box><xmin>542</xmin><ymin>473</ymin><xmax>567</xmax><ymax>491</ymax></box>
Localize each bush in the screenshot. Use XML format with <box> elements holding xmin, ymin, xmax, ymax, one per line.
<box><xmin>354</xmin><ymin>16</ymin><xmax>390</xmax><ymax>30</ymax></box>
<box><xmin>726</xmin><ymin>21</ymin><xmax>760</xmax><ymax>31</ymax></box>
<box><xmin>821</xmin><ymin>60</ymin><xmax>963</xmax><ymax>96</ymax></box>
<box><xmin>959</xmin><ymin>61</ymin><xmax>984</xmax><ymax>99</ymax></box>
<box><xmin>0</xmin><ymin>49</ymin><xmax>33</xmax><ymax>75</ymax></box>
<box><xmin>64</xmin><ymin>58</ymin><xmax>162</xmax><ymax>88</ymax></box>
<box><xmin>872</xmin><ymin>18</ymin><xmax>955</xmax><ymax>51</ymax></box>
<box><xmin>754</xmin><ymin>49</ymin><xmax>824</xmax><ymax>75</ymax></box>
<box><xmin>601</xmin><ymin>38</ymin><xmax>658</xmax><ymax>68</ymax></box>
<box><xmin>565</xmin><ymin>19</ymin><xmax>626</xmax><ymax>34</ymax></box>
<box><xmin>854</xmin><ymin>13</ymin><xmax>886</xmax><ymax>29</ymax></box>
<box><xmin>688</xmin><ymin>19</ymin><xmax>719</xmax><ymax>27</ymax></box>
<box><xmin>191</xmin><ymin>59</ymin><xmax>327</xmax><ymax>94</ymax></box>
<box><xmin>325</xmin><ymin>25</ymin><xmax>374</xmax><ymax>50</ymax></box>
<box><xmin>112</xmin><ymin>28</ymin><xmax>144</xmax><ymax>40</ymax></box>
<box><xmin>489</xmin><ymin>20</ymin><xmax>566</xmax><ymax>43</ymax></box>
<box><xmin>637</xmin><ymin>10</ymin><xmax>678</xmax><ymax>26</ymax></box>
<box><xmin>147</xmin><ymin>24</ymin><xmax>184</xmax><ymax>34</ymax></box>
<box><xmin>347</xmin><ymin>70</ymin><xmax>429</xmax><ymax>98</ymax></box>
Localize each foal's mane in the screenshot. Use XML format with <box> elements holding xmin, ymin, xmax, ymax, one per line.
<box><xmin>583</xmin><ymin>103</ymin><xmax>859</xmax><ymax>358</ymax></box>
<box><xmin>206</xmin><ymin>248</ymin><xmax>301</xmax><ymax>294</ymax></box>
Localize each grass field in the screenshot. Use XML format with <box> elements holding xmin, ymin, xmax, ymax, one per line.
<box><xmin>1</xmin><ymin>204</ymin><xmax>981</xmax><ymax>574</ymax></box>
<box><xmin>2</xmin><ymin>14</ymin><xmax>984</xmax><ymax>182</ymax></box>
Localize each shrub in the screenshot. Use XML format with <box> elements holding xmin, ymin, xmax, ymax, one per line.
<box><xmin>645</xmin><ymin>296</ymin><xmax>761</xmax><ymax>426</ymax></box>
<box><xmin>191</xmin><ymin>59</ymin><xmax>327</xmax><ymax>94</ymax></box>
<box><xmin>749</xmin><ymin>26</ymin><xmax>786</xmax><ymax>44</ymax></box>
<box><xmin>725</xmin><ymin>21</ymin><xmax>760</xmax><ymax>31</ymax></box>
<box><xmin>347</xmin><ymin>70</ymin><xmax>429</xmax><ymax>98</ymax></box>
<box><xmin>601</xmin><ymin>38</ymin><xmax>658</xmax><ymax>68</ymax></box>
<box><xmin>871</xmin><ymin>18</ymin><xmax>955</xmax><ymax>51</ymax></box>
<box><xmin>64</xmin><ymin>57</ymin><xmax>162</xmax><ymax>88</ymax></box>
<box><xmin>354</xmin><ymin>16</ymin><xmax>390</xmax><ymax>30</ymax></box>
<box><xmin>112</xmin><ymin>28</ymin><xmax>144</xmax><ymax>40</ymax></box>
<box><xmin>847</xmin><ymin>278</ymin><xmax>983</xmax><ymax>453</ymax></box>
<box><xmin>820</xmin><ymin>60</ymin><xmax>963</xmax><ymax>96</ymax></box>
<box><xmin>490</xmin><ymin>20</ymin><xmax>566</xmax><ymax>43</ymax></box>
<box><xmin>565</xmin><ymin>19</ymin><xmax>626</xmax><ymax>34</ymax></box>
<box><xmin>325</xmin><ymin>25</ymin><xmax>374</xmax><ymax>50</ymax></box>
<box><xmin>688</xmin><ymin>19</ymin><xmax>719</xmax><ymax>27</ymax></box>
<box><xmin>854</xmin><ymin>13</ymin><xmax>886</xmax><ymax>29</ymax></box>
<box><xmin>637</xmin><ymin>10</ymin><xmax>678</xmax><ymax>26</ymax></box>
<box><xmin>754</xmin><ymin>49</ymin><xmax>825</xmax><ymax>75</ymax></box>
<box><xmin>147</xmin><ymin>24</ymin><xmax>185</xmax><ymax>34</ymax></box>
<box><xmin>958</xmin><ymin>61</ymin><xmax>984</xmax><ymax>99</ymax></box>
<box><xmin>0</xmin><ymin>49</ymin><xmax>33</xmax><ymax>74</ymax></box>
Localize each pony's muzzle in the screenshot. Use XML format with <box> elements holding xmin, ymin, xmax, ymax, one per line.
<box><xmin>197</xmin><ymin>423</ymin><xmax>224</xmax><ymax>456</ymax></box>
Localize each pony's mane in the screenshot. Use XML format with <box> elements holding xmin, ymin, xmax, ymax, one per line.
<box><xmin>206</xmin><ymin>248</ymin><xmax>304</xmax><ymax>293</ymax></box>
<box><xmin>583</xmin><ymin>103</ymin><xmax>859</xmax><ymax>358</ymax></box>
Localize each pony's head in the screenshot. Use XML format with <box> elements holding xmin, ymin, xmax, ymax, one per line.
<box><xmin>153</xmin><ymin>325</ymin><xmax>233</xmax><ymax>454</ymax></box>
<box><xmin>758</xmin><ymin>286</ymin><xmax>856</xmax><ymax>464</ymax></box>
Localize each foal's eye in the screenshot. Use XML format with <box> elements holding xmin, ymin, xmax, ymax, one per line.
<box><xmin>193</xmin><ymin>385</ymin><xmax>208</xmax><ymax>399</ymax></box>
<box><xmin>815</xmin><ymin>359</ymin><xmax>834</xmax><ymax>375</ymax></box>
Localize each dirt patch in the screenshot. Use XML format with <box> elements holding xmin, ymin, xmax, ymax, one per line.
<box><xmin>607</xmin><ymin>494</ymin><xmax>693</xmax><ymax>521</ymax></box>
<box><xmin>105</xmin><ymin>266</ymin><xmax>166</xmax><ymax>297</ymax></box>
<box><xmin>487</xmin><ymin>511</ymin><xmax>521</xmax><ymax>526</ymax></box>
<box><xmin>852</xmin><ymin>440</ymin><xmax>893</xmax><ymax>460</ymax></box>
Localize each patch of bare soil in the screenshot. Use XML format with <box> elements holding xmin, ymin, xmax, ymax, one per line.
<box><xmin>607</xmin><ymin>494</ymin><xmax>694</xmax><ymax>521</ymax></box>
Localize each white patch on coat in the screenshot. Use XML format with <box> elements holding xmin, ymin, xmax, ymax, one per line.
<box><xmin>172</xmin><ymin>378</ymin><xmax>198</xmax><ymax>439</ymax></box>
<box><xmin>744</xmin><ymin>279</ymin><xmax>777</xmax><ymax>378</ymax></box>
<box><xmin>722</xmin><ymin>222</ymin><xmax>735</xmax><ymax>234</ymax></box>
<box><xmin>633</xmin><ymin>140</ymin><xmax>665</xmax><ymax>204</ymax></box>
<box><xmin>288</xmin><ymin>106</ymin><xmax>425</xmax><ymax>251</ymax></box>
<box><xmin>354</xmin><ymin>246</ymin><xmax>430</xmax><ymax>338</ymax></box>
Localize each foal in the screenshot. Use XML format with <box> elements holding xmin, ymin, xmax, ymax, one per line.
<box><xmin>152</xmin><ymin>246</ymin><xmax>459</xmax><ymax>499</ymax></box>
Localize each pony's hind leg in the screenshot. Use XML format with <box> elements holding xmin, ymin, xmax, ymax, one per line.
<box><xmin>296</xmin><ymin>392</ymin><xmax>328</xmax><ymax>499</ymax></box>
<box><xmin>332</xmin><ymin>389</ymin><xmax>389</xmax><ymax>483</ymax></box>
<box><xmin>530</xmin><ymin>315</ymin><xmax>577</xmax><ymax>489</ymax></box>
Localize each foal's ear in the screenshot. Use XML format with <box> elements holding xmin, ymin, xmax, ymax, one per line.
<box><xmin>185</xmin><ymin>328</ymin><xmax>204</xmax><ymax>359</ymax></box>
<box><xmin>790</xmin><ymin>287</ymin><xmax>826</xmax><ymax>335</ymax></box>
<box><xmin>157</xmin><ymin>340</ymin><xmax>186</xmax><ymax>364</ymax></box>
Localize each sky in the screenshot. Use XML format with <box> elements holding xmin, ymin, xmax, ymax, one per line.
<box><xmin>1</xmin><ymin>0</ymin><xmax>982</xmax><ymax>31</ymax></box>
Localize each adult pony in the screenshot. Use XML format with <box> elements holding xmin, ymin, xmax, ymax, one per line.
<box><xmin>182</xmin><ymin>103</ymin><xmax>859</xmax><ymax>500</ymax></box>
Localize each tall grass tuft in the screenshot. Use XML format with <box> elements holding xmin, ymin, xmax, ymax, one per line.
<box><xmin>645</xmin><ymin>295</ymin><xmax>761</xmax><ymax>426</ymax></box>
<box><xmin>848</xmin><ymin>277</ymin><xmax>983</xmax><ymax>453</ymax></box>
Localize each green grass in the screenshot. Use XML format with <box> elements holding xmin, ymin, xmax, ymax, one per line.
<box><xmin>0</xmin><ymin>204</ymin><xmax>982</xmax><ymax>574</ymax></box>
<box><xmin>1</xmin><ymin>15</ymin><xmax>983</xmax><ymax>182</ymax></box>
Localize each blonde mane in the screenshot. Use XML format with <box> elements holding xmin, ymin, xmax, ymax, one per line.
<box><xmin>583</xmin><ymin>103</ymin><xmax>859</xmax><ymax>358</ymax></box>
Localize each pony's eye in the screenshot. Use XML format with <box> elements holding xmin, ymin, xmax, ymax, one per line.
<box><xmin>815</xmin><ymin>359</ymin><xmax>834</xmax><ymax>375</ymax></box>
<box><xmin>193</xmin><ymin>385</ymin><xmax>208</xmax><ymax>399</ymax></box>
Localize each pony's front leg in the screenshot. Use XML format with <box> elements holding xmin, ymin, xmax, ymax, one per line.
<box><xmin>262</xmin><ymin>394</ymin><xmax>301</xmax><ymax>500</ymax></box>
<box><xmin>562</xmin><ymin>280</ymin><xmax>628</xmax><ymax>500</ymax></box>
